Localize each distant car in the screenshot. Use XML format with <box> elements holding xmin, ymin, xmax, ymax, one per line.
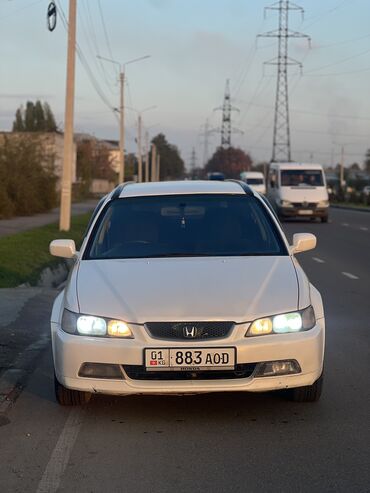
<box><xmin>240</xmin><ymin>171</ymin><xmax>266</xmax><ymax>195</ymax></box>
<box><xmin>207</xmin><ymin>172</ymin><xmax>225</xmax><ymax>181</ymax></box>
<box><xmin>362</xmin><ymin>185</ymin><xmax>370</xmax><ymax>197</ymax></box>
<box><xmin>50</xmin><ymin>180</ymin><xmax>325</xmax><ymax>406</ymax></box>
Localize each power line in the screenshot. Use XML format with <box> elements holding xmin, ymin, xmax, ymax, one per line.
<box><xmin>56</xmin><ymin>0</ymin><xmax>117</xmax><ymax>121</ymax></box>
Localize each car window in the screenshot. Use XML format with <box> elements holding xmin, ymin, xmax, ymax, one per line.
<box><xmin>247</xmin><ymin>178</ymin><xmax>264</xmax><ymax>185</ymax></box>
<box><xmin>281</xmin><ymin>170</ymin><xmax>324</xmax><ymax>187</ymax></box>
<box><xmin>84</xmin><ymin>194</ymin><xmax>288</xmax><ymax>259</ymax></box>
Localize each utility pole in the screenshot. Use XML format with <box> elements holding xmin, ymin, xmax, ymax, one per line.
<box><xmin>144</xmin><ymin>131</ymin><xmax>149</xmax><ymax>182</ymax></box>
<box><xmin>214</xmin><ymin>79</ymin><xmax>242</xmax><ymax>149</ymax></box>
<box><xmin>151</xmin><ymin>143</ymin><xmax>157</xmax><ymax>182</ymax></box>
<box><xmin>137</xmin><ymin>114</ymin><xmax>143</xmax><ymax>182</ymax></box>
<box><xmin>340</xmin><ymin>145</ymin><xmax>345</xmax><ymax>191</ymax></box>
<box><xmin>119</xmin><ymin>70</ymin><xmax>125</xmax><ymax>183</ymax></box>
<box><xmin>156</xmin><ymin>154</ymin><xmax>161</xmax><ymax>181</ymax></box>
<box><xmin>60</xmin><ymin>0</ymin><xmax>77</xmax><ymax>232</ymax></box>
<box><xmin>258</xmin><ymin>0</ymin><xmax>310</xmax><ymax>163</ymax></box>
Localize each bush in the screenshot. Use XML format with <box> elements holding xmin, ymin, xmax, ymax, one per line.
<box><xmin>0</xmin><ymin>135</ymin><xmax>57</xmax><ymax>219</ymax></box>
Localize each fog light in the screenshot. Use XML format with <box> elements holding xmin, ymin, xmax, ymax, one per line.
<box><xmin>78</xmin><ymin>363</ymin><xmax>123</xmax><ymax>379</ymax></box>
<box><xmin>254</xmin><ymin>360</ymin><xmax>301</xmax><ymax>377</ymax></box>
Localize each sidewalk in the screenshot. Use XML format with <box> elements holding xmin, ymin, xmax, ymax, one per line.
<box><xmin>0</xmin><ymin>199</ymin><xmax>97</xmax><ymax>238</ymax></box>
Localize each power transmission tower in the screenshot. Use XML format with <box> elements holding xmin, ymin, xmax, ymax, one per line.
<box><xmin>190</xmin><ymin>147</ymin><xmax>197</xmax><ymax>171</ymax></box>
<box><xmin>200</xmin><ymin>119</ymin><xmax>213</xmax><ymax>166</ymax></box>
<box><xmin>215</xmin><ymin>79</ymin><xmax>242</xmax><ymax>149</ymax></box>
<box><xmin>258</xmin><ymin>1</ymin><xmax>310</xmax><ymax>163</ymax></box>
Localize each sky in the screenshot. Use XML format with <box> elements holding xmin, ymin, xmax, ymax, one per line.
<box><xmin>1</xmin><ymin>0</ymin><xmax>370</xmax><ymax>169</ymax></box>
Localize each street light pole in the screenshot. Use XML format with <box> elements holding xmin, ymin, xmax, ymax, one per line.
<box><xmin>60</xmin><ymin>0</ymin><xmax>77</xmax><ymax>231</ymax></box>
<box><xmin>151</xmin><ymin>143</ymin><xmax>157</xmax><ymax>182</ymax></box>
<box><xmin>119</xmin><ymin>70</ymin><xmax>125</xmax><ymax>183</ymax></box>
<box><xmin>145</xmin><ymin>131</ymin><xmax>149</xmax><ymax>182</ymax></box>
<box><xmin>97</xmin><ymin>55</ymin><xmax>151</xmax><ymax>184</ymax></box>
<box><xmin>137</xmin><ymin>113</ymin><xmax>142</xmax><ymax>182</ymax></box>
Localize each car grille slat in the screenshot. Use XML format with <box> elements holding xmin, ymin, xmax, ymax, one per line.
<box><xmin>145</xmin><ymin>321</ymin><xmax>234</xmax><ymax>340</ymax></box>
<box><xmin>123</xmin><ymin>364</ymin><xmax>256</xmax><ymax>381</ymax></box>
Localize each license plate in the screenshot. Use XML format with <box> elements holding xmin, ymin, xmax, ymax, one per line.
<box><xmin>298</xmin><ymin>210</ymin><xmax>313</xmax><ymax>215</ymax></box>
<box><xmin>145</xmin><ymin>347</ymin><xmax>235</xmax><ymax>371</ymax></box>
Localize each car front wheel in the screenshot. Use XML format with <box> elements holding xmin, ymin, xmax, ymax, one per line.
<box><xmin>54</xmin><ymin>373</ymin><xmax>91</xmax><ymax>406</ymax></box>
<box><xmin>288</xmin><ymin>373</ymin><xmax>323</xmax><ymax>402</ymax></box>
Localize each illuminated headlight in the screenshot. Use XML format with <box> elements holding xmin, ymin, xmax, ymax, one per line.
<box><xmin>247</xmin><ymin>306</ymin><xmax>315</xmax><ymax>336</ymax></box>
<box><xmin>61</xmin><ymin>309</ymin><xmax>134</xmax><ymax>338</ymax></box>
<box><xmin>279</xmin><ymin>199</ymin><xmax>293</xmax><ymax>208</ymax></box>
<box><xmin>317</xmin><ymin>200</ymin><xmax>329</xmax><ymax>208</ymax></box>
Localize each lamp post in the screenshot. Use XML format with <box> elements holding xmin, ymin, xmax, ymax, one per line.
<box><xmin>97</xmin><ymin>55</ymin><xmax>150</xmax><ymax>183</ymax></box>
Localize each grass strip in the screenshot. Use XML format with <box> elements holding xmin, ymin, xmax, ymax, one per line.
<box><xmin>0</xmin><ymin>213</ymin><xmax>91</xmax><ymax>288</ymax></box>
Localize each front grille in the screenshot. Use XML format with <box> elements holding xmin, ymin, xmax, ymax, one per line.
<box><xmin>291</xmin><ymin>202</ymin><xmax>316</xmax><ymax>209</ymax></box>
<box><xmin>123</xmin><ymin>364</ymin><xmax>256</xmax><ymax>381</ymax></box>
<box><xmin>145</xmin><ymin>321</ymin><xmax>234</xmax><ymax>340</ymax></box>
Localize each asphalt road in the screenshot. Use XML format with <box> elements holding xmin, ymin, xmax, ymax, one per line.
<box><xmin>0</xmin><ymin>207</ymin><xmax>369</xmax><ymax>493</ymax></box>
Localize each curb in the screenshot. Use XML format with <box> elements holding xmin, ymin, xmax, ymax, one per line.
<box><xmin>330</xmin><ymin>204</ymin><xmax>370</xmax><ymax>213</ymax></box>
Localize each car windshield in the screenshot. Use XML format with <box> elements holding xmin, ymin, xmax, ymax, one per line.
<box><xmin>247</xmin><ymin>178</ymin><xmax>264</xmax><ymax>185</ymax></box>
<box><xmin>281</xmin><ymin>170</ymin><xmax>324</xmax><ymax>187</ymax></box>
<box><xmin>85</xmin><ymin>194</ymin><xmax>287</xmax><ymax>259</ymax></box>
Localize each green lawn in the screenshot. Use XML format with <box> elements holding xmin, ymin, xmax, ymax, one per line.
<box><xmin>0</xmin><ymin>213</ymin><xmax>91</xmax><ymax>288</ymax></box>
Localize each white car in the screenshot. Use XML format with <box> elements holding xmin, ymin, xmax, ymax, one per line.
<box><xmin>240</xmin><ymin>171</ymin><xmax>266</xmax><ymax>195</ymax></box>
<box><xmin>50</xmin><ymin>180</ymin><xmax>325</xmax><ymax>405</ymax></box>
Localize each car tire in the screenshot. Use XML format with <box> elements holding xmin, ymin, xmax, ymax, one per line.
<box><xmin>54</xmin><ymin>373</ymin><xmax>91</xmax><ymax>406</ymax></box>
<box><xmin>289</xmin><ymin>373</ymin><xmax>323</xmax><ymax>402</ymax></box>
<box><xmin>321</xmin><ymin>215</ymin><xmax>328</xmax><ymax>223</ymax></box>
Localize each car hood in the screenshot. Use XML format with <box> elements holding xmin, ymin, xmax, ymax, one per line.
<box><xmin>75</xmin><ymin>256</ymin><xmax>299</xmax><ymax>324</ymax></box>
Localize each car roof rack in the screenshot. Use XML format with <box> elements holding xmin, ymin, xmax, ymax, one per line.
<box><xmin>226</xmin><ymin>179</ymin><xmax>254</xmax><ymax>196</ymax></box>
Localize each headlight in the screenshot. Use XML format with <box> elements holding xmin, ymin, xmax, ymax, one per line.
<box><xmin>247</xmin><ymin>306</ymin><xmax>315</xmax><ymax>336</ymax></box>
<box><xmin>61</xmin><ymin>309</ymin><xmax>134</xmax><ymax>338</ymax></box>
<box><xmin>317</xmin><ymin>200</ymin><xmax>329</xmax><ymax>208</ymax></box>
<box><xmin>279</xmin><ymin>200</ymin><xmax>293</xmax><ymax>208</ymax></box>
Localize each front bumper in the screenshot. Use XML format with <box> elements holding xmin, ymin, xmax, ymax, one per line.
<box><xmin>51</xmin><ymin>320</ymin><xmax>325</xmax><ymax>395</ymax></box>
<box><xmin>279</xmin><ymin>206</ymin><xmax>329</xmax><ymax>218</ymax></box>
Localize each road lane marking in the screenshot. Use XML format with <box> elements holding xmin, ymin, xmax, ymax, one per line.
<box><xmin>312</xmin><ymin>257</ymin><xmax>325</xmax><ymax>263</ymax></box>
<box><xmin>342</xmin><ymin>272</ymin><xmax>359</xmax><ymax>280</ymax></box>
<box><xmin>36</xmin><ymin>408</ymin><xmax>85</xmax><ymax>493</ymax></box>
<box><xmin>341</xmin><ymin>223</ymin><xmax>349</xmax><ymax>227</ymax></box>
<box><xmin>360</xmin><ymin>227</ymin><xmax>368</xmax><ymax>231</ymax></box>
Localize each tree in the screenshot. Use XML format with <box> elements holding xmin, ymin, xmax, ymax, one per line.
<box><xmin>24</xmin><ymin>102</ymin><xmax>35</xmax><ymax>132</ymax></box>
<box><xmin>364</xmin><ymin>149</ymin><xmax>370</xmax><ymax>174</ymax></box>
<box><xmin>0</xmin><ymin>135</ymin><xmax>57</xmax><ymax>218</ymax></box>
<box><xmin>151</xmin><ymin>133</ymin><xmax>185</xmax><ymax>180</ymax></box>
<box><xmin>43</xmin><ymin>102</ymin><xmax>57</xmax><ymax>132</ymax></box>
<box><xmin>76</xmin><ymin>139</ymin><xmax>117</xmax><ymax>197</ymax></box>
<box><xmin>11</xmin><ymin>101</ymin><xmax>57</xmax><ymax>132</ymax></box>
<box><xmin>205</xmin><ymin>147</ymin><xmax>252</xmax><ymax>179</ymax></box>
<box><xmin>34</xmin><ymin>100</ymin><xmax>46</xmax><ymax>131</ymax></box>
<box><xmin>12</xmin><ymin>108</ymin><xmax>24</xmax><ymax>131</ymax></box>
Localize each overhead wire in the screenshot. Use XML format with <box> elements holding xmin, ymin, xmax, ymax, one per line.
<box><xmin>56</xmin><ymin>0</ymin><xmax>117</xmax><ymax>124</ymax></box>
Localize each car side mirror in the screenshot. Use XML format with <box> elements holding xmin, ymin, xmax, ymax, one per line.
<box><xmin>291</xmin><ymin>233</ymin><xmax>316</xmax><ymax>254</ymax></box>
<box><xmin>49</xmin><ymin>239</ymin><xmax>76</xmax><ymax>259</ymax></box>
